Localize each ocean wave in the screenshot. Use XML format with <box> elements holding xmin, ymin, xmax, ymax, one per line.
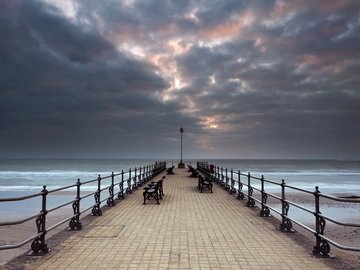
<box><xmin>0</xmin><ymin>185</ymin><xmax>103</xmax><ymax>192</ymax></box>
<box><xmin>0</xmin><ymin>170</ymin><xmax>131</xmax><ymax>187</ymax></box>
<box><xmin>234</xmin><ymin>170</ymin><xmax>360</xmax><ymax>176</ymax></box>
<box><xmin>1</xmin><ymin>182</ymin><xmax>359</xmax><ymax>194</ymax></box>
<box><xmin>0</xmin><ymin>170</ymin><xmax>120</xmax><ymax>177</ymax></box>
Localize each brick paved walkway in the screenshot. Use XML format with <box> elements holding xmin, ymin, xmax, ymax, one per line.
<box><xmin>25</xmin><ymin>168</ymin><xmax>332</xmax><ymax>270</ymax></box>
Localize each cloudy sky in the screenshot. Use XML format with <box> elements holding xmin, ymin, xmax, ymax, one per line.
<box><xmin>1</xmin><ymin>0</ymin><xmax>360</xmax><ymax>159</ymax></box>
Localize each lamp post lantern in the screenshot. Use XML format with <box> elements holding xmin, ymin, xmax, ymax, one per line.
<box><xmin>178</xmin><ymin>126</ymin><xmax>185</xmax><ymax>168</ymax></box>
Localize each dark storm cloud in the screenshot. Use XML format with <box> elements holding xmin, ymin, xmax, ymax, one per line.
<box><xmin>172</xmin><ymin>1</ymin><xmax>360</xmax><ymax>158</ymax></box>
<box><xmin>0</xmin><ymin>0</ymin><xmax>183</xmax><ymax>158</ymax></box>
<box><xmin>1</xmin><ymin>0</ymin><xmax>360</xmax><ymax>159</ymax></box>
<box><xmin>194</xmin><ymin>0</ymin><xmax>249</xmax><ymax>27</ymax></box>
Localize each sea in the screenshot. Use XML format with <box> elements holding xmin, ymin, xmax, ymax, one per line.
<box><xmin>1</xmin><ymin>159</ymin><xmax>360</xmax><ymax>193</ymax></box>
<box><xmin>0</xmin><ymin>159</ymin><xmax>359</xmax><ymax>223</ymax></box>
<box><xmin>210</xmin><ymin>159</ymin><xmax>360</xmax><ymax>194</ymax></box>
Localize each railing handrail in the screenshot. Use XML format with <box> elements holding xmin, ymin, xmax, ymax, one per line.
<box><xmin>0</xmin><ymin>192</ymin><xmax>43</xmax><ymax>202</ymax></box>
<box><xmin>0</xmin><ymin>161</ymin><xmax>167</xmax><ymax>253</ymax></box>
<box><xmin>196</xmin><ymin>161</ymin><xmax>360</xmax><ymax>256</ymax></box>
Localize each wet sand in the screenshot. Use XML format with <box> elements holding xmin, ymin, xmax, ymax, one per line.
<box><xmin>0</xmin><ymin>208</ymin><xmax>74</xmax><ymax>266</ymax></box>
<box><xmin>0</xmin><ymin>190</ymin><xmax>93</xmax><ymax>266</ymax></box>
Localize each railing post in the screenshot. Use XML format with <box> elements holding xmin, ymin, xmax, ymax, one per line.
<box><xmin>139</xmin><ymin>167</ymin><xmax>142</xmax><ymax>186</ymax></box>
<box><xmin>312</xmin><ymin>186</ymin><xmax>331</xmax><ymax>257</ymax></box>
<box><xmin>118</xmin><ymin>170</ymin><xmax>125</xmax><ymax>200</ymax></box>
<box><xmin>150</xmin><ymin>164</ymin><xmax>153</xmax><ymax>179</ymax></box>
<box><xmin>69</xmin><ymin>179</ymin><xmax>82</xmax><ymax>230</ymax></box>
<box><xmin>141</xmin><ymin>166</ymin><xmax>144</xmax><ymax>184</ymax></box>
<box><xmin>134</xmin><ymin>168</ymin><xmax>137</xmax><ymax>189</ymax></box>
<box><xmin>92</xmin><ymin>175</ymin><xmax>102</xmax><ymax>216</ymax></box>
<box><xmin>142</xmin><ymin>166</ymin><xmax>144</xmax><ymax>185</ymax></box>
<box><xmin>259</xmin><ymin>175</ymin><xmax>270</xmax><ymax>217</ymax></box>
<box><xmin>247</xmin><ymin>172</ymin><xmax>255</xmax><ymax>207</ymax></box>
<box><xmin>126</xmin><ymin>169</ymin><xmax>132</xmax><ymax>194</ymax></box>
<box><xmin>279</xmin><ymin>179</ymin><xmax>292</xmax><ymax>231</ymax></box>
<box><xmin>107</xmin><ymin>172</ymin><xmax>115</xmax><ymax>207</ymax></box>
<box><xmin>230</xmin><ymin>169</ymin><xmax>235</xmax><ymax>194</ymax></box>
<box><xmin>221</xmin><ymin>167</ymin><xmax>224</xmax><ymax>187</ymax></box>
<box><xmin>30</xmin><ymin>185</ymin><xmax>49</xmax><ymax>255</ymax></box>
<box><xmin>237</xmin><ymin>170</ymin><xmax>244</xmax><ymax>200</ymax></box>
<box><xmin>225</xmin><ymin>168</ymin><xmax>229</xmax><ymax>190</ymax></box>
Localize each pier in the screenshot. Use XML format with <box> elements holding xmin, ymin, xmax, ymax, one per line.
<box><xmin>3</xmin><ymin>165</ymin><xmax>358</xmax><ymax>269</ymax></box>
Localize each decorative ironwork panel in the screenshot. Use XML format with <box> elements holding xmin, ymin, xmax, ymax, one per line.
<box><xmin>92</xmin><ymin>192</ymin><xmax>102</xmax><ymax>216</ymax></box>
<box><xmin>69</xmin><ymin>200</ymin><xmax>82</xmax><ymax>230</ymax></box>
<box><xmin>107</xmin><ymin>185</ymin><xmax>115</xmax><ymax>207</ymax></box>
<box><xmin>31</xmin><ymin>214</ymin><xmax>49</xmax><ymax>254</ymax></box>
<box><xmin>313</xmin><ymin>239</ymin><xmax>331</xmax><ymax>257</ymax></box>
<box><xmin>247</xmin><ymin>186</ymin><xmax>255</xmax><ymax>207</ymax></box>
<box><xmin>279</xmin><ymin>201</ymin><xmax>293</xmax><ymax>231</ymax></box>
<box><xmin>279</xmin><ymin>218</ymin><xmax>293</xmax><ymax>231</ymax></box>
<box><xmin>284</xmin><ymin>201</ymin><xmax>289</xmax><ymax>215</ymax></box>
<box><xmin>126</xmin><ymin>178</ymin><xmax>132</xmax><ymax>194</ymax></box>
<box><xmin>260</xmin><ymin>193</ymin><xmax>270</xmax><ymax>217</ymax></box>
<box><xmin>237</xmin><ymin>183</ymin><xmax>244</xmax><ymax>200</ymax></box>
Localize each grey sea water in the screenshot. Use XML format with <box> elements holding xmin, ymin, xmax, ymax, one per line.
<box><xmin>212</xmin><ymin>159</ymin><xmax>360</xmax><ymax>194</ymax></box>
<box><xmin>0</xmin><ymin>159</ymin><xmax>359</xmax><ymax>224</ymax></box>
<box><xmin>0</xmin><ymin>159</ymin><xmax>359</xmax><ymax>193</ymax></box>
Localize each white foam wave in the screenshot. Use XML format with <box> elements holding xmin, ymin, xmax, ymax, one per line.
<box><xmin>237</xmin><ymin>170</ymin><xmax>360</xmax><ymax>177</ymax></box>
<box><xmin>0</xmin><ymin>170</ymin><xmax>119</xmax><ymax>177</ymax></box>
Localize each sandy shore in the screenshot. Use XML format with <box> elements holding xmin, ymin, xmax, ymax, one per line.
<box><xmin>0</xmin><ymin>190</ymin><xmax>93</xmax><ymax>266</ymax></box>
<box><xmin>0</xmin><ymin>208</ymin><xmax>76</xmax><ymax>266</ymax></box>
<box><xmin>252</xmin><ymin>191</ymin><xmax>360</xmax><ymax>268</ymax></box>
<box><xmin>1</xmin><ymin>191</ymin><xmax>359</xmax><ymax>268</ymax></box>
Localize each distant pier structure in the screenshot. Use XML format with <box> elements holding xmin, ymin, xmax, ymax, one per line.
<box><xmin>178</xmin><ymin>126</ymin><xmax>185</xmax><ymax>168</ymax></box>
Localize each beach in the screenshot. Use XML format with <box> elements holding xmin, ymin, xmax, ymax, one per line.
<box><xmin>0</xmin><ymin>211</ymin><xmax>67</xmax><ymax>265</ymax></box>
<box><xmin>0</xmin><ymin>189</ymin><xmax>95</xmax><ymax>266</ymax></box>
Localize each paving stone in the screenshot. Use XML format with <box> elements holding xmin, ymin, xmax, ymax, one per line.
<box><xmin>27</xmin><ymin>168</ymin><xmax>332</xmax><ymax>269</ymax></box>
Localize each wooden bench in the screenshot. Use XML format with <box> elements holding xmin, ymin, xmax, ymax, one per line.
<box><xmin>143</xmin><ymin>176</ymin><xmax>165</xmax><ymax>204</ymax></box>
<box><xmin>167</xmin><ymin>166</ymin><xmax>175</xmax><ymax>175</ymax></box>
<box><xmin>187</xmin><ymin>165</ymin><xmax>192</xmax><ymax>172</ymax></box>
<box><xmin>187</xmin><ymin>165</ymin><xmax>199</xmax><ymax>177</ymax></box>
<box><xmin>198</xmin><ymin>175</ymin><xmax>213</xmax><ymax>193</ymax></box>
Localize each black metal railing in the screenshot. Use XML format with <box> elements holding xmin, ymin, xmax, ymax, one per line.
<box><xmin>197</xmin><ymin>161</ymin><xmax>360</xmax><ymax>257</ymax></box>
<box><xmin>0</xmin><ymin>161</ymin><xmax>166</xmax><ymax>254</ymax></box>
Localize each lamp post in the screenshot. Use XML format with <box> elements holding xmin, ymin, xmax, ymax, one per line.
<box><xmin>178</xmin><ymin>126</ymin><xmax>185</xmax><ymax>168</ymax></box>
